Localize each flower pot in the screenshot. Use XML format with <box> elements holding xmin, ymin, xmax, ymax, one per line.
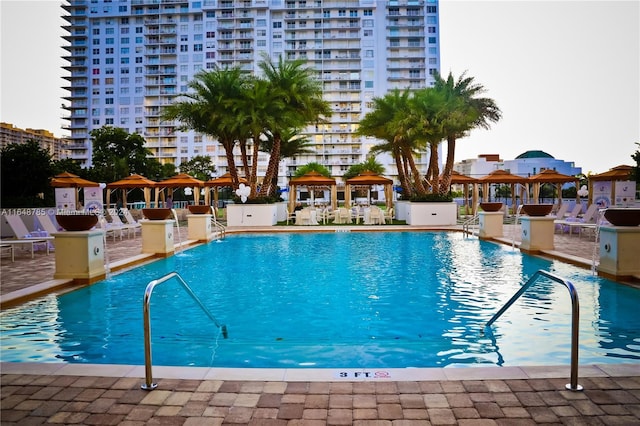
<box><xmin>479</xmin><ymin>202</ymin><xmax>503</xmax><ymax>212</ymax></box>
<box><xmin>604</xmin><ymin>208</ymin><xmax>640</xmax><ymax>226</ymax></box>
<box><xmin>187</xmin><ymin>205</ymin><xmax>211</xmax><ymax>214</ymax></box>
<box><xmin>142</xmin><ymin>208</ymin><xmax>173</xmax><ymax>220</ymax></box>
<box><xmin>55</xmin><ymin>213</ymin><xmax>99</xmax><ymax>231</ymax></box>
<box><xmin>522</xmin><ymin>204</ymin><xmax>553</xmax><ymax>217</ymax></box>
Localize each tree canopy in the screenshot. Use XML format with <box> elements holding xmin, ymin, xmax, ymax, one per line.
<box><xmin>1</xmin><ymin>140</ymin><xmax>54</xmax><ymax>207</ymax></box>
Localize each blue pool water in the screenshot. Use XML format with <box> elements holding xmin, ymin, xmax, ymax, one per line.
<box><xmin>1</xmin><ymin>232</ymin><xmax>639</xmax><ymax>369</ymax></box>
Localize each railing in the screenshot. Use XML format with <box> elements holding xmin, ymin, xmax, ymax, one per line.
<box><xmin>210</xmin><ymin>207</ymin><xmax>226</xmax><ymax>239</ymax></box>
<box><xmin>462</xmin><ymin>213</ymin><xmax>479</xmax><ymax>236</ymax></box>
<box><xmin>141</xmin><ymin>272</ymin><xmax>227</xmax><ymax>391</ymax></box>
<box><xmin>485</xmin><ymin>270</ymin><xmax>583</xmax><ymax>391</ymax></box>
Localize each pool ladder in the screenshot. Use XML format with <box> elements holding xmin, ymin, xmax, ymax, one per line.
<box><xmin>141</xmin><ymin>271</ymin><xmax>227</xmax><ymax>391</ymax></box>
<box><xmin>210</xmin><ymin>207</ymin><xmax>226</xmax><ymax>240</ymax></box>
<box><xmin>485</xmin><ymin>270</ymin><xmax>583</xmax><ymax>391</ymax></box>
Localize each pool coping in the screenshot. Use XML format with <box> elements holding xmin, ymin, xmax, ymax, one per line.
<box><xmin>2</xmin><ymin>361</ymin><xmax>638</xmax><ymax>384</ymax></box>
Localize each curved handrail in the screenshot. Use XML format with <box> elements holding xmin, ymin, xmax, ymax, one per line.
<box><xmin>142</xmin><ymin>271</ymin><xmax>227</xmax><ymax>390</ymax></box>
<box><xmin>485</xmin><ymin>270</ymin><xmax>582</xmax><ymax>391</ymax></box>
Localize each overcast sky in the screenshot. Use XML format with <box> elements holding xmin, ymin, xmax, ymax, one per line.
<box><xmin>1</xmin><ymin>0</ymin><xmax>638</xmax><ymax>174</ymax></box>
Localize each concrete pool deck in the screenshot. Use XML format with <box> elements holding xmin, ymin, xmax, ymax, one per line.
<box><xmin>1</xmin><ymin>224</ymin><xmax>639</xmax><ymax>424</ymax></box>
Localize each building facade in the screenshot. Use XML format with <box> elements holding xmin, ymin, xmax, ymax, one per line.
<box><xmin>454</xmin><ymin>150</ymin><xmax>582</xmax><ymax>181</ymax></box>
<box><xmin>0</xmin><ymin>122</ymin><xmax>67</xmax><ymax>160</ymax></box>
<box><xmin>61</xmin><ymin>0</ymin><xmax>440</xmax><ymax>185</ymax></box>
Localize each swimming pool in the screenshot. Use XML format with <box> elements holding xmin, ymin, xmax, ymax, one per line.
<box><xmin>1</xmin><ymin>232</ymin><xmax>639</xmax><ymax>369</ymax></box>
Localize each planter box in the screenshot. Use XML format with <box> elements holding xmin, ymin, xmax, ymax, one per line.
<box><xmin>227</xmin><ymin>204</ymin><xmax>278</xmax><ymax>227</ymax></box>
<box><xmin>395</xmin><ymin>200</ymin><xmax>410</xmax><ymax>221</ymax></box>
<box><xmin>405</xmin><ymin>202</ymin><xmax>458</xmax><ymax>226</ymax></box>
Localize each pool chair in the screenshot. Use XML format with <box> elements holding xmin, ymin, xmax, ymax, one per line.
<box><xmin>36</xmin><ymin>213</ymin><xmax>63</xmax><ymax>234</ymax></box>
<box><xmin>383</xmin><ymin>207</ymin><xmax>394</xmax><ymax>224</ymax></box>
<box><xmin>333</xmin><ymin>208</ymin><xmax>352</xmax><ymax>224</ymax></box>
<box><xmin>554</xmin><ymin>204</ymin><xmax>584</xmax><ymax>233</ymax></box>
<box><xmin>107</xmin><ymin>209</ymin><xmax>139</xmax><ymax>238</ymax></box>
<box><xmin>551</xmin><ymin>203</ymin><xmax>571</xmax><ymax>219</ymax></box>
<box><xmin>96</xmin><ymin>213</ymin><xmax>127</xmax><ymax>241</ymax></box>
<box><xmin>117</xmin><ymin>208</ymin><xmax>142</xmax><ymax>236</ymax></box>
<box><xmin>1</xmin><ymin>214</ymin><xmax>53</xmax><ymax>255</ymax></box>
<box><xmin>558</xmin><ymin>204</ymin><xmax>600</xmax><ymax>235</ymax></box>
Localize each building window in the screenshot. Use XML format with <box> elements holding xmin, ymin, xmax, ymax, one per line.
<box><xmin>273</xmin><ymin>21</ymin><xmax>282</xmax><ymax>28</ymax></box>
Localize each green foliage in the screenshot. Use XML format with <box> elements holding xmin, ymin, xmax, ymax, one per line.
<box><xmin>293</xmin><ymin>162</ymin><xmax>331</xmax><ymax>178</ymax></box>
<box><xmin>232</xmin><ymin>195</ymin><xmax>282</xmax><ymax>204</ymax></box>
<box><xmin>343</xmin><ymin>156</ymin><xmax>385</xmax><ymax>180</ymax></box>
<box><xmin>90</xmin><ymin>126</ymin><xmax>152</xmax><ymax>182</ymax></box>
<box><xmin>409</xmin><ymin>193</ymin><xmax>453</xmax><ymax>203</ymax></box>
<box><xmin>178</xmin><ymin>155</ymin><xmax>216</xmax><ymax>181</ymax></box>
<box><xmin>1</xmin><ymin>140</ymin><xmax>54</xmax><ymax>207</ymax></box>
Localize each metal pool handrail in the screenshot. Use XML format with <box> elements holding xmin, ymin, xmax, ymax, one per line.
<box><xmin>485</xmin><ymin>270</ymin><xmax>583</xmax><ymax>391</ymax></box>
<box><xmin>141</xmin><ymin>271</ymin><xmax>227</xmax><ymax>391</ymax></box>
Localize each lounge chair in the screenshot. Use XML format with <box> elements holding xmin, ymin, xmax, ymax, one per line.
<box><xmin>551</xmin><ymin>203</ymin><xmax>570</xmax><ymax>219</ymax></box>
<box><xmin>107</xmin><ymin>209</ymin><xmax>138</xmax><ymax>238</ymax></box>
<box><xmin>554</xmin><ymin>204</ymin><xmax>584</xmax><ymax>233</ymax></box>
<box><xmin>117</xmin><ymin>208</ymin><xmax>142</xmax><ymax>236</ymax></box>
<box><xmin>3</xmin><ymin>214</ymin><xmax>54</xmax><ymax>245</ymax></box>
<box><xmin>35</xmin><ymin>214</ymin><xmax>63</xmax><ymax>234</ymax></box>
<box><xmin>559</xmin><ymin>204</ymin><xmax>600</xmax><ymax>235</ymax></box>
<box><xmin>1</xmin><ymin>214</ymin><xmax>52</xmax><ymax>255</ymax></box>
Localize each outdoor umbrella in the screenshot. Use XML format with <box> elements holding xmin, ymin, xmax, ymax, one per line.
<box><xmin>155</xmin><ymin>173</ymin><xmax>205</xmax><ymax>207</ymax></box>
<box><xmin>587</xmin><ymin>165</ymin><xmax>635</xmax><ymax>207</ymax></box>
<box><xmin>528</xmin><ymin>169</ymin><xmax>579</xmax><ymax>206</ymax></box>
<box><xmin>50</xmin><ymin>171</ymin><xmax>100</xmax><ymax>208</ymax></box>
<box><xmin>106</xmin><ymin>174</ymin><xmax>157</xmax><ymax>208</ymax></box>
<box><xmin>345</xmin><ymin>171</ymin><xmax>394</xmax><ymax>209</ymax></box>
<box><xmin>288</xmin><ymin>171</ymin><xmax>337</xmax><ymax>212</ymax></box>
<box><xmin>444</xmin><ymin>171</ymin><xmax>479</xmax><ymax>215</ymax></box>
<box><xmin>204</xmin><ymin>173</ymin><xmax>249</xmax><ymax>210</ymax></box>
<box><xmin>478</xmin><ymin>169</ymin><xmax>530</xmax><ymax>211</ymax></box>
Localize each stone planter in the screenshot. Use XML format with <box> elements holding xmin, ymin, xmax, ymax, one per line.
<box><xmin>187</xmin><ymin>205</ymin><xmax>212</xmax><ymax>215</ymax></box>
<box><xmin>55</xmin><ymin>213</ymin><xmax>99</xmax><ymax>231</ymax></box>
<box><xmin>522</xmin><ymin>204</ymin><xmax>553</xmax><ymax>217</ymax></box>
<box><xmin>142</xmin><ymin>208</ymin><xmax>173</xmax><ymax>220</ymax></box>
<box><xmin>226</xmin><ymin>203</ymin><xmax>278</xmax><ymax>227</ymax></box>
<box><xmin>479</xmin><ymin>202</ymin><xmax>503</xmax><ymax>212</ymax></box>
<box><xmin>405</xmin><ymin>202</ymin><xmax>457</xmax><ymax>226</ymax></box>
<box><xmin>604</xmin><ymin>208</ymin><xmax>640</xmax><ymax>226</ymax></box>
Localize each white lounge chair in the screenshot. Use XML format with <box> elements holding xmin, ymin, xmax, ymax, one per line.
<box><xmin>35</xmin><ymin>214</ymin><xmax>63</xmax><ymax>234</ymax></box>
<box><xmin>117</xmin><ymin>208</ymin><xmax>142</xmax><ymax>236</ymax></box>
<box><xmin>560</xmin><ymin>204</ymin><xmax>600</xmax><ymax>235</ymax></box>
<box><xmin>1</xmin><ymin>214</ymin><xmax>52</xmax><ymax>254</ymax></box>
<box><xmin>107</xmin><ymin>208</ymin><xmax>138</xmax><ymax>238</ymax></box>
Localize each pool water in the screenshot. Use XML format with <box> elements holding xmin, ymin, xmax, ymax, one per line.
<box><xmin>1</xmin><ymin>232</ymin><xmax>639</xmax><ymax>368</ymax></box>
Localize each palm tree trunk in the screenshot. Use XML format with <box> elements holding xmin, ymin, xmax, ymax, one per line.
<box><xmin>403</xmin><ymin>147</ymin><xmax>426</xmax><ymax>195</ymax></box>
<box><xmin>259</xmin><ymin>134</ymin><xmax>281</xmax><ymax>197</ymax></box>
<box><xmin>239</xmin><ymin>141</ymin><xmax>250</xmax><ymax>181</ymax></box>
<box><xmin>438</xmin><ymin>135</ymin><xmax>456</xmax><ymax>195</ymax></box>
<box><xmin>250</xmin><ymin>135</ymin><xmax>260</xmax><ymax>198</ymax></box>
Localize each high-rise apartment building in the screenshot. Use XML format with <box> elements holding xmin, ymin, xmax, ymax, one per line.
<box><xmin>0</xmin><ymin>122</ymin><xmax>67</xmax><ymax>160</ymax></box>
<box><xmin>61</xmin><ymin>0</ymin><xmax>440</xmax><ymax>185</ymax></box>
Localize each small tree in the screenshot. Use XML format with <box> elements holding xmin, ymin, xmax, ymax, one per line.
<box><xmin>179</xmin><ymin>155</ymin><xmax>216</xmax><ymax>181</ymax></box>
<box><xmin>90</xmin><ymin>126</ymin><xmax>152</xmax><ymax>182</ymax></box>
<box><xmin>1</xmin><ymin>141</ymin><xmax>54</xmax><ymax>207</ymax></box>
<box><xmin>343</xmin><ymin>156</ymin><xmax>385</xmax><ymax>180</ymax></box>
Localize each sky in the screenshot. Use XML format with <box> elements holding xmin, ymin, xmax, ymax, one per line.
<box><xmin>1</xmin><ymin>0</ymin><xmax>638</xmax><ymax>175</ymax></box>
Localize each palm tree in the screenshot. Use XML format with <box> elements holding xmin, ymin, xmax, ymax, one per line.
<box><xmin>343</xmin><ymin>156</ymin><xmax>385</xmax><ymax>180</ymax></box>
<box><xmin>434</xmin><ymin>71</ymin><xmax>502</xmax><ymax>194</ymax></box>
<box><xmin>163</xmin><ymin>66</ymin><xmax>247</xmax><ymax>189</ymax></box>
<box><xmin>260</xmin><ymin>128</ymin><xmax>315</xmax><ymax>192</ymax></box>
<box><xmin>257</xmin><ymin>55</ymin><xmax>331</xmax><ymax>197</ymax></box>
<box><xmin>358</xmin><ymin>89</ymin><xmax>415</xmax><ymax>196</ymax></box>
<box><xmin>233</xmin><ymin>76</ymin><xmax>281</xmax><ymax>197</ymax></box>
